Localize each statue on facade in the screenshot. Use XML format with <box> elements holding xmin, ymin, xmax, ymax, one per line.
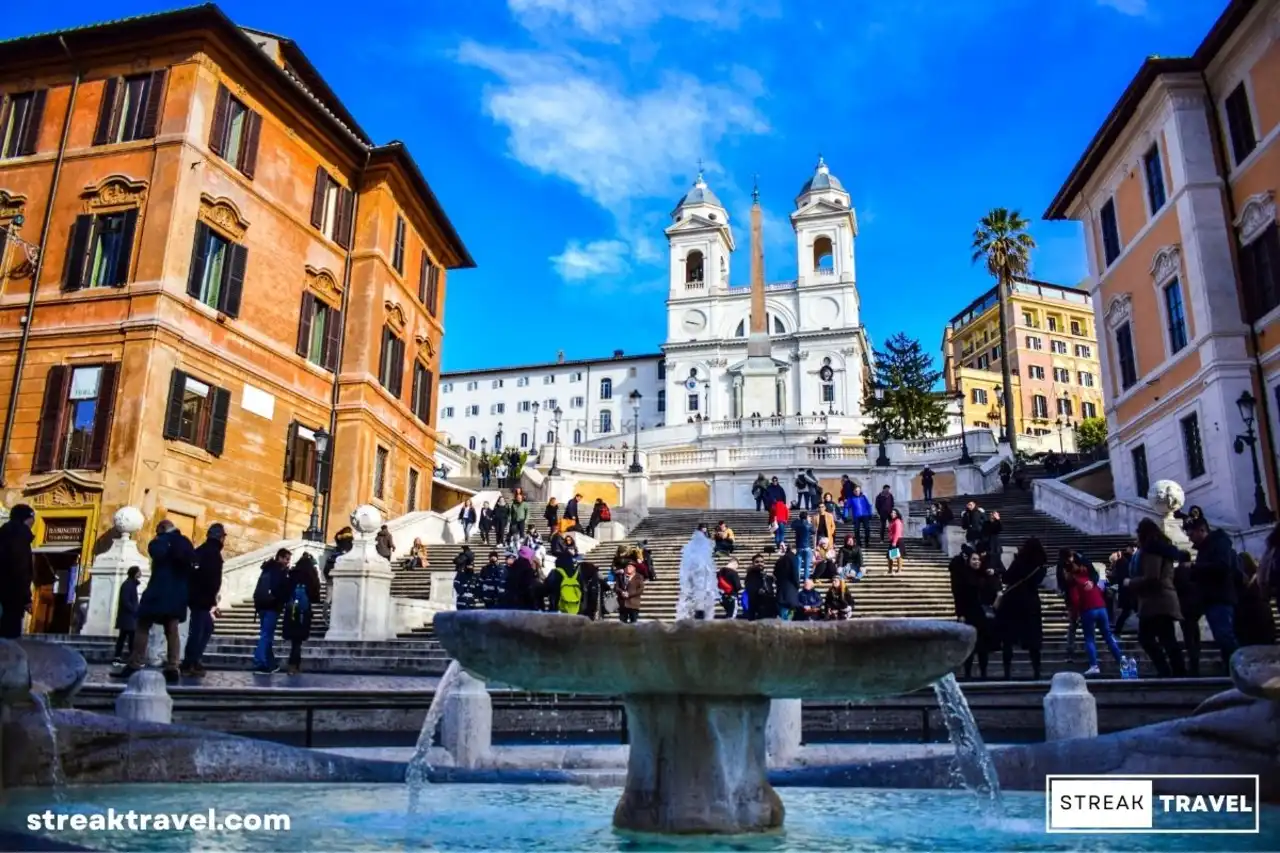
<box><xmin>677</xmin><ymin>529</ymin><xmax>718</xmax><ymax>620</ymax></box>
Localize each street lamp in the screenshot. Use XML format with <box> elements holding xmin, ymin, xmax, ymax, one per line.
<box><xmin>549</xmin><ymin>406</ymin><xmax>563</xmax><ymax>476</ymax></box>
<box><xmin>1234</xmin><ymin>390</ymin><xmax>1275</xmax><ymax>526</ymax></box>
<box><xmin>1055</xmin><ymin>416</ymin><xmax>1075</xmax><ymax>455</ymax></box>
<box><xmin>953</xmin><ymin>387</ymin><xmax>973</xmax><ymax>465</ymax></box>
<box><xmin>993</xmin><ymin>385</ymin><xmax>1006</xmax><ymax>443</ymax></box>
<box><xmin>703</xmin><ymin>380</ymin><xmax>710</xmax><ymax>419</ymax></box>
<box><xmin>531</xmin><ymin>402</ymin><xmax>540</xmax><ymax>461</ymax></box>
<box><xmin>873</xmin><ymin>386</ymin><xmax>890</xmax><ymax>467</ymax></box>
<box><xmin>303</xmin><ymin>426</ymin><xmax>330</xmax><ymax>542</ymax></box>
<box><xmin>629</xmin><ymin>389</ymin><xmax>643</xmax><ymax>473</ymax></box>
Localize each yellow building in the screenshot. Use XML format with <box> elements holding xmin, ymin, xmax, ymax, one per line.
<box><xmin>1044</xmin><ymin>0</ymin><xmax>1280</xmax><ymax>530</ymax></box>
<box><xmin>943</xmin><ymin>278</ymin><xmax>1106</xmax><ymax>442</ymax></box>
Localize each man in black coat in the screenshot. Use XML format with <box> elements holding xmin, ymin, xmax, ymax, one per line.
<box><xmin>116</xmin><ymin>520</ymin><xmax>196</xmax><ymax>683</ymax></box>
<box><xmin>772</xmin><ymin>545</ymin><xmax>800</xmax><ymax>621</ymax></box>
<box><xmin>113</xmin><ymin>566</ymin><xmax>141</xmax><ymax>663</ymax></box>
<box><xmin>0</xmin><ymin>504</ymin><xmax>35</xmax><ymax>639</ymax></box>
<box><xmin>181</xmin><ymin>523</ymin><xmax>226</xmax><ymax>677</ymax></box>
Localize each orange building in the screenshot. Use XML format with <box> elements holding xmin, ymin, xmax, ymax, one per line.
<box><xmin>0</xmin><ymin>6</ymin><xmax>472</xmax><ymax>631</ymax></box>
<box><xmin>1045</xmin><ymin>0</ymin><xmax>1278</xmax><ymax>530</ymax></box>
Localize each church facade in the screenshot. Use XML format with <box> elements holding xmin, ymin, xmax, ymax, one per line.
<box><xmin>438</xmin><ymin>159</ymin><xmax>872</xmax><ymax>451</ymax></box>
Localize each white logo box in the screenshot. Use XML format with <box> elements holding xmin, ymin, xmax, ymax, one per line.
<box><xmin>1045</xmin><ymin>774</ymin><xmax>1261</xmax><ymax>835</ymax></box>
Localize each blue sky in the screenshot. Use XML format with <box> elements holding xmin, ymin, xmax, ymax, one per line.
<box><xmin>5</xmin><ymin>0</ymin><xmax>1227</xmax><ymax>371</ymax></box>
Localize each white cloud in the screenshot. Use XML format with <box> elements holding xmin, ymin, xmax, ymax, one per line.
<box><xmin>1096</xmin><ymin>0</ymin><xmax>1148</xmax><ymax>16</ymax></box>
<box><xmin>457</xmin><ymin>43</ymin><xmax>767</xmax><ymax>213</ymax></box>
<box><xmin>551</xmin><ymin>239</ymin><xmax>632</xmax><ymax>281</ymax></box>
<box><xmin>507</xmin><ymin>0</ymin><xmax>763</xmax><ymax>39</ymax></box>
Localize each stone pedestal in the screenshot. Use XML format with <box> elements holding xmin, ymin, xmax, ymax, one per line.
<box><xmin>766</xmin><ymin>698</ymin><xmax>802</xmax><ymax>767</ymax></box>
<box><xmin>943</xmin><ymin>526</ymin><xmax>966</xmax><ymax>558</ymax></box>
<box><xmin>429</xmin><ymin>571</ymin><xmax>457</xmax><ymax>609</ymax></box>
<box><xmin>615</xmin><ymin>694</ymin><xmax>784</xmax><ymax>834</ymax></box>
<box><xmin>83</xmin><ymin>507</ymin><xmax>147</xmax><ymax>637</ymax></box>
<box><xmin>325</xmin><ymin>506</ymin><xmax>395</xmax><ymax>642</ymax></box>
<box><xmin>115</xmin><ymin>670</ymin><xmax>172</xmax><ymax>724</ymax></box>
<box><xmin>1043</xmin><ymin>671</ymin><xmax>1097</xmax><ymax>741</ymax></box>
<box><xmin>441</xmin><ymin>669</ymin><xmax>492</xmax><ymax>769</ymax></box>
<box><xmin>621</xmin><ymin>472</ymin><xmax>649</xmax><ymax>520</ymax></box>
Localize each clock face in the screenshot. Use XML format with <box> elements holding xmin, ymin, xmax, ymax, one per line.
<box><xmin>681</xmin><ymin>310</ymin><xmax>707</xmax><ymax>333</ymax></box>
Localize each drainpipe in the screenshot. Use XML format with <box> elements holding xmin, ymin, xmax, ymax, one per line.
<box><xmin>1200</xmin><ymin>70</ymin><xmax>1280</xmax><ymax>506</ymax></box>
<box><xmin>320</xmin><ymin>148</ymin><xmax>371</xmax><ymax>539</ymax></box>
<box><xmin>0</xmin><ymin>38</ymin><xmax>80</xmax><ymax>489</ymax></box>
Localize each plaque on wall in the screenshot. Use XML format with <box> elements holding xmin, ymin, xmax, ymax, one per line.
<box><xmin>42</xmin><ymin>518</ymin><xmax>86</xmax><ymax>546</ymax></box>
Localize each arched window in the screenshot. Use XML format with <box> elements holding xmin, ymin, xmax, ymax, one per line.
<box><xmin>813</xmin><ymin>236</ymin><xmax>834</xmax><ymax>271</ymax></box>
<box><xmin>737</xmin><ymin>315</ymin><xmax>786</xmax><ymax>336</ymax></box>
<box><xmin>773</xmin><ymin>315</ymin><xmax>785</xmax><ymax>334</ymax></box>
<box><xmin>573</xmin><ymin>428</ymin><xmax>582</xmax><ymax>444</ymax></box>
<box><xmin>468</xmin><ymin>436</ymin><xmax>476</xmax><ymax>450</ymax></box>
<box><xmin>599</xmin><ymin>410</ymin><xmax>613</xmax><ymax>433</ymax></box>
<box><xmin>546</xmin><ymin>430</ymin><xmax>554</xmax><ymax>444</ymax></box>
<box><xmin>657</xmin><ymin>389</ymin><xmax>666</xmax><ymax>413</ymax></box>
<box><xmin>520</xmin><ymin>432</ymin><xmax>529</xmax><ymax>448</ymax></box>
<box><xmin>735</xmin><ymin>320</ymin><xmax>745</xmax><ymax>337</ymax></box>
<box><xmin>600</xmin><ymin>378</ymin><xmax>613</xmax><ymax>400</ymax></box>
<box><xmin>685</xmin><ymin>250</ymin><xmax>704</xmax><ymax>284</ymax></box>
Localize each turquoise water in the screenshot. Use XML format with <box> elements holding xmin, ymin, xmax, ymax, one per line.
<box><xmin>2</xmin><ymin>784</ymin><xmax>1277</xmax><ymax>852</ymax></box>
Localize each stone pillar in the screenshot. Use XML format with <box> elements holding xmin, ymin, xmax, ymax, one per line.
<box><xmin>765</xmin><ymin>698</ymin><xmax>802</xmax><ymax>767</ymax></box>
<box><xmin>943</xmin><ymin>526</ymin><xmax>966</xmax><ymax>558</ymax></box>
<box><xmin>115</xmin><ymin>669</ymin><xmax>172</xmax><ymax>724</ymax></box>
<box><xmin>441</xmin><ymin>669</ymin><xmax>492</xmax><ymax>769</ymax></box>
<box><xmin>325</xmin><ymin>505</ymin><xmax>395</xmax><ymax>642</ymax></box>
<box><xmin>622</xmin><ymin>471</ymin><xmax>649</xmax><ymax>519</ymax></box>
<box><xmin>83</xmin><ymin>507</ymin><xmax>147</xmax><ymax>637</ymax></box>
<box><xmin>429</xmin><ymin>570</ymin><xmax>456</xmax><ymax>609</ymax></box>
<box><xmin>1043</xmin><ymin>671</ymin><xmax>1097</xmax><ymax>741</ymax></box>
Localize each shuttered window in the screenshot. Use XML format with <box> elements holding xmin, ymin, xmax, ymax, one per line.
<box><xmin>0</xmin><ymin>90</ymin><xmax>46</xmax><ymax>159</ymax></box>
<box><xmin>407</xmin><ymin>468</ymin><xmax>419</xmax><ymax>512</ymax></box>
<box><xmin>378</xmin><ymin>326</ymin><xmax>405</xmax><ymax>397</ymax></box>
<box><xmin>162</xmin><ymin>369</ymin><xmax>231</xmax><ymax>456</ymax></box>
<box><xmin>392</xmin><ymin>215</ymin><xmax>406</xmax><ymax>274</ymax></box>
<box><xmin>309</xmin><ymin>166</ymin><xmax>355</xmax><ymax>247</ymax></box>
<box><xmin>295</xmin><ymin>292</ymin><xmax>342</xmax><ymax>372</ymax></box>
<box><xmin>207</xmin><ymin>84</ymin><xmax>261</xmax><ymax>178</ymax></box>
<box><xmin>63</xmin><ymin>210</ymin><xmax>139</xmax><ymax>289</ymax></box>
<box><xmin>93</xmin><ymin>70</ymin><xmax>167</xmax><ymax>145</ymax></box>
<box><xmin>411</xmin><ymin>362</ymin><xmax>433</xmax><ymax>422</ymax></box>
<box><xmin>373</xmin><ymin>446</ymin><xmax>389</xmax><ymax>500</ymax></box>
<box><xmin>283</xmin><ymin>421</ymin><xmax>319</xmax><ymax>487</ymax></box>
<box><xmin>186</xmin><ymin>221</ymin><xmax>246</xmax><ymax>317</ymax></box>
<box><xmin>32</xmin><ymin>363</ymin><xmax>119</xmax><ymax>474</ymax></box>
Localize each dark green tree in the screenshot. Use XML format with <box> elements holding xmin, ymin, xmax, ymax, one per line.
<box><xmin>1076</xmin><ymin>416</ymin><xmax>1108</xmax><ymax>454</ymax></box>
<box><xmin>863</xmin><ymin>333</ymin><xmax>949</xmax><ymax>441</ymax></box>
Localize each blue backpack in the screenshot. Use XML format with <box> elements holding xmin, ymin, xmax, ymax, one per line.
<box><xmin>285</xmin><ymin>583</ymin><xmax>310</xmax><ymax>628</ymax></box>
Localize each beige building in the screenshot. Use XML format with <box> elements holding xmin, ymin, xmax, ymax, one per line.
<box><xmin>943</xmin><ymin>278</ymin><xmax>1106</xmax><ymax>445</ymax></box>
<box><xmin>1045</xmin><ymin>0</ymin><xmax>1280</xmax><ymax>529</ymax></box>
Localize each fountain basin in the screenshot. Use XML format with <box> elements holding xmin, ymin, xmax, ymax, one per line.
<box><xmin>433</xmin><ymin>612</ymin><xmax>976</xmax><ymax>698</ymax></box>
<box><xmin>433</xmin><ymin>613</ymin><xmax>976</xmax><ymax>834</ymax></box>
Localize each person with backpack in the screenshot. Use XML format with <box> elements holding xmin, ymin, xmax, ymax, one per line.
<box><xmin>181</xmin><ymin>523</ymin><xmax>225</xmax><ymax>677</ymax></box>
<box><xmin>453</xmin><ymin>555</ymin><xmax>483</xmax><ymax>610</ymax></box>
<box><xmin>281</xmin><ymin>553</ymin><xmax>321</xmax><ymax>675</ymax></box>
<box><xmin>544</xmin><ymin>551</ymin><xmax>585</xmax><ymax>615</ymax></box>
<box><xmin>251</xmin><ymin>549</ymin><xmax>292</xmax><ymax>674</ymax></box>
<box><xmin>751</xmin><ymin>474</ymin><xmax>769</xmax><ymax>511</ymax></box>
<box><xmin>718</xmin><ymin>558</ymin><xmax>743</xmax><ymax>618</ymax></box>
<box><xmin>478</xmin><ymin>551</ymin><xmax>507</xmax><ymax>609</ymax></box>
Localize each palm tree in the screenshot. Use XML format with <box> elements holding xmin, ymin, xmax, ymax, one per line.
<box><xmin>971</xmin><ymin>208</ymin><xmax>1037</xmax><ymax>455</ymax></box>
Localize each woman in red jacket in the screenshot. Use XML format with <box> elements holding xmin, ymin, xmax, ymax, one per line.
<box><xmin>1068</xmin><ymin>553</ymin><xmax>1124</xmax><ymax>676</ymax></box>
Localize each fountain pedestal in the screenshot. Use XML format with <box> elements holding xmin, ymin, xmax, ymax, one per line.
<box><xmin>617</xmin><ymin>694</ymin><xmax>781</xmax><ymax>834</ymax></box>
<box><xmin>433</xmin><ymin>612</ymin><xmax>976</xmax><ymax>835</ymax></box>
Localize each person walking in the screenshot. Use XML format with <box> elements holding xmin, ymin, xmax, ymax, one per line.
<box><xmin>251</xmin><ymin>549</ymin><xmax>292</xmax><ymax>675</ymax></box>
<box><xmin>770</xmin><ymin>497</ymin><xmax>790</xmax><ymax>550</ymax></box>
<box><xmin>495</xmin><ymin>460</ymin><xmax>509</xmax><ymax>489</ymax></box>
<box><xmin>752</xmin><ymin>474</ymin><xmax>769</xmax><ymax>512</ymax></box>
<box><xmin>453</xmin><ymin>555</ymin><xmax>483</xmax><ymax>610</ymax></box>
<box><xmin>0</xmin><ymin>504</ymin><xmax>35</xmax><ymax>638</ymax></box>
<box><xmin>874</xmin><ymin>485</ymin><xmax>895</xmax><ymax>543</ymax></box>
<box><xmin>616</xmin><ymin>561</ymin><xmax>645</xmax><ymax>624</ymax></box>
<box><xmin>764</xmin><ymin>477</ymin><xmax>787</xmax><ymax>512</ymax></box>
<box><xmin>773</xmin><ymin>546</ymin><xmax>800</xmax><ymax>621</ymax></box>
<box><xmin>920</xmin><ymin>467</ymin><xmax>935</xmax><ymax>503</ymax></box>
<box><xmin>1129</xmin><ymin>519</ymin><xmax>1186</xmax><ymax>677</ymax></box>
<box><xmin>954</xmin><ymin>550</ymin><xmax>1000</xmax><ymax>680</ymax></box>
<box><xmin>790</xmin><ymin>511</ymin><xmax>815</xmax><ymax>581</ymax></box>
<box><xmin>478</xmin><ymin>502</ymin><xmax>494</xmax><ymax>545</ymax></box>
<box><xmin>564</xmin><ymin>493</ymin><xmax>583</xmax><ymax>532</ymax></box>
<box><xmin>509</xmin><ymin>490</ymin><xmax>529</xmax><ymax>544</ymax></box>
<box><xmin>281</xmin><ymin>553</ymin><xmax>321</xmax><ymax>675</ymax></box>
<box><xmin>996</xmin><ymin>537</ymin><xmax>1047</xmax><ymax>681</ymax></box>
<box><xmin>848</xmin><ymin>485</ymin><xmax>873</xmax><ymax>548</ymax></box>
<box><xmin>983</xmin><ymin>511</ymin><xmax>1004</xmax><ymax>570</ymax></box>
<box><xmin>839</xmin><ymin>476</ymin><xmax>856</xmax><ymax>522</ymax></box>
<box><xmin>113</xmin><ymin>567</ymin><xmax>141</xmax><ymax>664</ymax></box>
<box><xmin>491</xmin><ymin>497</ymin><xmax>510</xmax><ymax>549</ymax></box>
<box><xmin>1184</xmin><ymin>517</ymin><xmax>1240</xmax><ymax>669</ymax></box>
<box><xmin>181</xmin><ymin>523</ymin><xmax>225</xmax><ymax>677</ymax></box>
<box><xmin>375</xmin><ymin>525</ymin><xmax>396</xmax><ymax>562</ymax></box>
<box><xmin>543</xmin><ymin>497</ymin><xmax>560</xmax><ymax>538</ymax></box>
<box><xmin>458</xmin><ymin>500</ymin><xmax>477</xmax><ymax>543</ymax></box>
<box><xmin>115</xmin><ymin>520</ymin><xmax>197</xmax><ymax>683</ymax></box>
<box><xmin>479</xmin><ymin>455</ymin><xmax>491</xmax><ymax>489</ymax></box>
<box><xmin>885</xmin><ymin>508</ymin><xmax>905</xmax><ymax>575</ymax></box>
<box><xmin>479</xmin><ymin>551</ymin><xmax>507</xmax><ymax>609</ymax></box>
<box><xmin>803</xmin><ymin>469</ymin><xmax>821</xmax><ymax>512</ymax></box>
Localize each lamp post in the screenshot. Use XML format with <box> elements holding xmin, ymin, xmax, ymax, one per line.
<box><xmin>1055</xmin><ymin>416</ymin><xmax>1073</xmax><ymax>455</ymax></box>
<box><xmin>993</xmin><ymin>385</ymin><xmax>1006</xmax><ymax>443</ymax></box>
<box><xmin>629</xmin><ymin>389</ymin><xmax>643</xmax><ymax>473</ymax></box>
<box><xmin>549</xmin><ymin>406</ymin><xmax>563</xmax><ymax>476</ymax></box>
<box><xmin>531</xmin><ymin>402</ymin><xmax>540</xmax><ymax>460</ymax></box>
<box><xmin>873</xmin><ymin>386</ymin><xmax>890</xmax><ymax>467</ymax></box>
<box><xmin>303</xmin><ymin>426</ymin><xmax>330</xmax><ymax>542</ymax></box>
<box><xmin>703</xmin><ymin>380</ymin><xmax>710</xmax><ymax>420</ymax></box>
<box><xmin>953</xmin><ymin>388</ymin><xmax>973</xmax><ymax>465</ymax></box>
<box><xmin>1234</xmin><ymin>390</ymin><xmax>1275</xmax><ymax>526</ymax></box>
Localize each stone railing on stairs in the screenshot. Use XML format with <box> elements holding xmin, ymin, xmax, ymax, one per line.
<box><xmin>384</xmin><ymin>490</ymin><xmax>504</xmax><ymax>547</ymax></box>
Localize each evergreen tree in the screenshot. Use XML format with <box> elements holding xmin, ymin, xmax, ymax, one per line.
<box><xmin>863</xmin><ymin>333</ymin><xmax>949</xmax><ymax>441</ymax></box>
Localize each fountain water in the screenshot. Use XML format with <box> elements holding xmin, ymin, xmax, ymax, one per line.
<box><xmin>405</xmin><ymin>659</ymin><xmax>463</xmax><ymax>811</ymax></box>
<box><xmin>675</xmin><ymin>530</ymin><xmax>718</xmax><ymax>620</ymax></box>
<box><xmin>932</xmin><ymin>673</ymin><xmax>1004</xmax><ymax>816</ymax></box>
<box><xmin>29</xmin><ymin>690</ymin><xmax>66</xmax><ymax>798</ymax></box>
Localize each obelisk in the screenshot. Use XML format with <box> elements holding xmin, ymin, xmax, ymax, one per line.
<box><xmin>741</xmin><ymin>180</ymin><xmax>780</xmax><ymax>416</ymax></box>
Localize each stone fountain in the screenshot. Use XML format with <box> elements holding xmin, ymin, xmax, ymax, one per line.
<box><xmin>432</xmin><ymin>611</ymin><xmax>975</xmax><ymax>834</ymax></box>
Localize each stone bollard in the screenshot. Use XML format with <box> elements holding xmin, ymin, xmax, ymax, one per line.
<box><xmin>1043</xmin><ymin>672</ymin><xmax>1096</xmax><ymax>741</ymax></box>
<box><xmin>115</xmin><ymin>670</ymin><xmax>173</xmax><ymax>725</ymax></box>
<box><xmin>440</xmin><ymin>669</ymin><xmax>492</xmax><ymax>769</ymax></box>
<box><xmin>766</xmin><ymin>699</ymin><xmax>802</xmax><ymax>767</ymax></box>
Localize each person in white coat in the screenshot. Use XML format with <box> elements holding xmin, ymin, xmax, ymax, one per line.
<box><xmin>677</xmin><ymin>529</ymin><xmax>719</xmax><ymax>620</ymax></box>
